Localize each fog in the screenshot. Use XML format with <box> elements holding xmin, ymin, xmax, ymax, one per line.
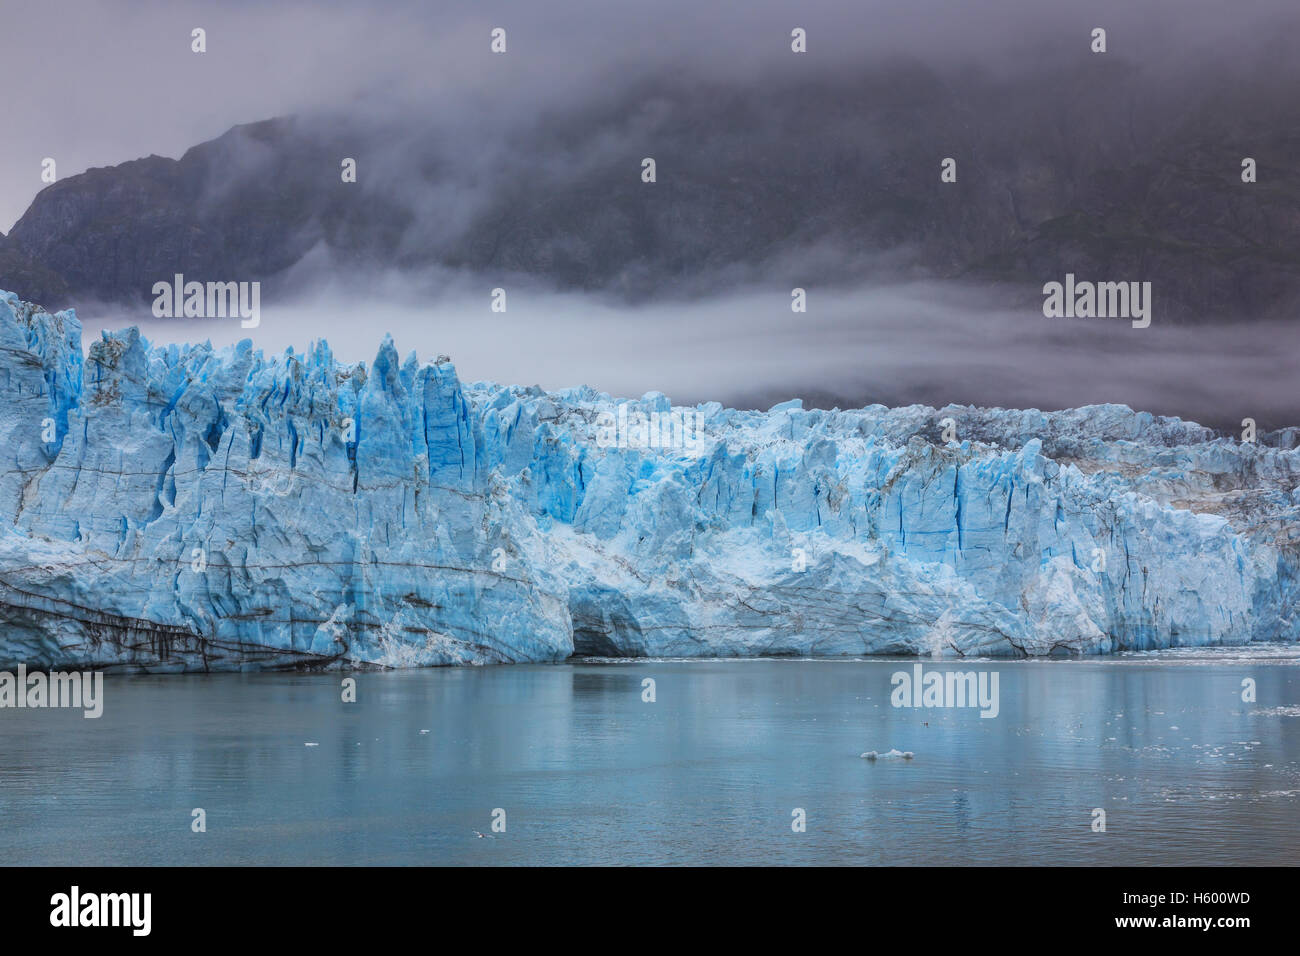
<box><xmin>5</xmin><ymin>0</ymin><xmax>1296</xmax><ymax>230</ymax></box>
<box><xmin>5</xmin><ymin>0</ymin><xmax>1299</xmax><ymax>428</ymax></box>
<box><xmin>77</xmin><ymin>274</ymin><xmax>1299</xmax><ymax>431</ymax></box>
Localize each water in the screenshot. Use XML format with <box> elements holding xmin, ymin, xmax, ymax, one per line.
<box><xmin>3</xmin><ymin>649</ymin><xmax>1299</xmax><ymax>865</ymax></box>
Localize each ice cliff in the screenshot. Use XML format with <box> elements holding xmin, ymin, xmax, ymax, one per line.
<box><xmin>2</xmin><ymin>290</ymin><xmax>1298</xmax><ymax>670</ymax></box>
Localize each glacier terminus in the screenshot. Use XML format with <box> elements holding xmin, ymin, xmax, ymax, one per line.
<box><xmin>1</xmin><ymin>290</ymin><xmax>1297</xmax><ymax>671</ymax></box>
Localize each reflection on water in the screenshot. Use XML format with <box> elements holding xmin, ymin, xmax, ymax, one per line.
<box><xmin>1</xmin><ymin>649</ymin><xmax>1298</xmax><ymax>865</ymax></box>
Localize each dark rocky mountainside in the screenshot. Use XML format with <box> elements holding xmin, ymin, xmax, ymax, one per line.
<box><xmin>5</xmin><ymin>55</ymin><xmax>1300</xmax><ymax>319</ymax></box>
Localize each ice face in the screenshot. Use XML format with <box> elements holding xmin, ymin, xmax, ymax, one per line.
<box><xmin>1</xmin><ymin>290</ymin><xmax>1297</xmax><ymax>671</ymax></box>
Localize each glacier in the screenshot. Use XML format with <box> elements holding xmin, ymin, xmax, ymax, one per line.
<box><xmin>1</xmin><ymin>289</ymin><xmax>1298</xmax><ymax>671</ymax></box>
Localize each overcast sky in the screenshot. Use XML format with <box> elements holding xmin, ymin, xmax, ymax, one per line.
<box><xmin>4</xmin><ymin>0</ymin><xmax>1292</xmax><ymax>232</ymax></box>
<box><xmin>4</xmin><ymin>0</ymin><xmax>1298</xmax><ymax>428</ymax></box>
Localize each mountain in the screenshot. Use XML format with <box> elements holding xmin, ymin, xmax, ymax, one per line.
<box><xmin>2</xmin><ymin>289</ymin><xmax>1297</xmax><ymax>670</ymax></box>
<box><xmin>4</xmin><ymin>55</ymin><xmax>1300</xmax><ymax>320</ymax></box>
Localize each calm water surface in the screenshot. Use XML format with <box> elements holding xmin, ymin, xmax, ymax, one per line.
<box><xmin>2</xmin><ymin>648</ymin><xmax>1298</xmax><ymax>865</ymax></box>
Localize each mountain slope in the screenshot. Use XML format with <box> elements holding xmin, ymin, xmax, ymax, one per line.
<box><xmin>5</xmin><ymin>58</ymin><xmax>1300</xmax><ymax>320</ymax></box>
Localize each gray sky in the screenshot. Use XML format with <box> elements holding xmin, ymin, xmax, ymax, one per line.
<box><xmin>3</xmin><ymin>0</ymin><xmax>1290</xmax><ymax>232</ymax></box>
<box><xmin>4</xmin><ymin>0</ymin><xmax>1298</xmax><ymax>428</ymax></box>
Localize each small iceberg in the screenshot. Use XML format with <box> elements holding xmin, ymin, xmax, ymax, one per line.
<box><xmin>860</xmin><ymin>748</ymin><xmax>913</xmax><ymax>760</ymax></box>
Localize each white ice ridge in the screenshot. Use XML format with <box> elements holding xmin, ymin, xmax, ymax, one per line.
<box><xmin>1</xmin><ymin>289</ymin><xmax>1298</xmax><ymax>671</ymax></box>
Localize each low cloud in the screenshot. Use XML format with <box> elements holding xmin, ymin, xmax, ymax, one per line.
<box><xmin>73</xmin><ymin>274</ymin><xmax>1300</xmax><ymax>431</ymax></box>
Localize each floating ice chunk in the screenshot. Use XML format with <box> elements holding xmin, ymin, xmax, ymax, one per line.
<box><xmin>860</xmin><ymin>748</ymin><xmax>914</xmax><ymax>760</ymax></box>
